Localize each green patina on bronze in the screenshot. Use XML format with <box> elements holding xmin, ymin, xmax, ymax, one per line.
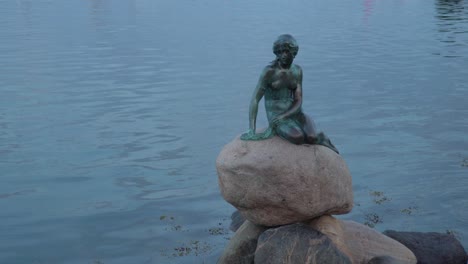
<box><xmin>241</xmin><ymin>34</ymin><xmax>339</xmax><ymax>154</ymax></box>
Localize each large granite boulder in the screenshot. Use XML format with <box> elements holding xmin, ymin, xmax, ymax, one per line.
<box><xmin>254</xmin><ymin>223</ymin><xmax>352</xmax><ymax>264</ymax></box>
<box><xmin>216</xmin><ymin>136</ymin><xmax>353</xmax><ymax>226</ymax></box>
<box><xmin>308</xmin><ymin>215</ymin><xmax>417</xmax><ymax>264</ymax></box>
<box><xmin>217</xmin><ymin>220</ymin><xmax>266</xmax><ymax>264</ymax></box>
<box><xmin>383</xmin><ymin>230</ymin><xmax>468</xmax><ymax>264</ymax></box>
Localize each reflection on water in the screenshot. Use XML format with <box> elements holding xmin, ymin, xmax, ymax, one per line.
<box><xmin>436</xmin><ymin>0</ymin><xmax>468</xmax><ymax>57</ymax></box>
<box><xmin>437</xmin><ymin>0</ymin><xmax>466</xmax><ymax>21</ymax></box>
<box><xmin>363</xmin><ymin>0</ymin><xmax>375</xmax><ymax>24</ymax></box>
<box><xmin>0</xmin><ymin>0</ymin><xmax>467</xmax><ymax>263</ymax></box>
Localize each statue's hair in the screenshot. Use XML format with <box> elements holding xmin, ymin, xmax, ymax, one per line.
<box><xmin>272</xmin><ymin>34</ymin><xmax>299</xmax><ymax>57</ymax></box>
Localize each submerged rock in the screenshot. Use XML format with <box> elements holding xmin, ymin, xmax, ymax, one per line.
<box><xmin>229</xmin><ymin>210</ymin><xmax>245</xmax><ymax>232</ymax></box>
<box><xmin>216</xmin><ymin>136</ymin><xmax>353</xmax><ymax>226</ymax></box>
<box><xmin>383</xmin><ymin>230</ymin><xmax>468</xmax><ymax>264</ymax></box>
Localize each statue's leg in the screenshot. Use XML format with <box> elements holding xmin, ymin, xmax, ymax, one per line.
<box><xmin>302</xmin><ymin>114</ymin><xmax>318</xmax><ymax>144</ymax></box>
<box><xmin>275</xmin><ymin>121</ymin><xmax>305</xmax><ymax>145</ymax></box>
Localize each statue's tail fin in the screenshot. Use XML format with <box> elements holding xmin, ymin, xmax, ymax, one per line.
<box><xmin>316</xmin><ymin>132</ymin><xmax>340</xmax><ymax>154</ymax></box>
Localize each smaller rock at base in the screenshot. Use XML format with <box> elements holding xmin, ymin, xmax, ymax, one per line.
<box><xmin>383</xmin><ymin>230</ymin><xmax>468</xmax><ymax>264</ymax></box>
<box><xmin>254</xmin><ymin>223</ymin><xmax>352</xmax><ymax>264</ymax></box>
<box><xmin>308</xmin><ymin>215</ymin><xmax>417</xmax><ymax>264</ymax></box>
<box><xmin>217</xmin><ymin>220</ymin><xmax>266</xmax><ymax>264</ymax></box>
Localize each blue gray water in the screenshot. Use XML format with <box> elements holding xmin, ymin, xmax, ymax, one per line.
<box><xmin>0</xmin><ymin>0</ymin><xmax>467</xmax><ymax>263</ymax></box>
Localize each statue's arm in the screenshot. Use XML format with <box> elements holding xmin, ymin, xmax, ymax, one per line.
<box><xmin>248</xmin><ymin>68</ymin><xmax>267</xmax><ymax>133</ymax></box>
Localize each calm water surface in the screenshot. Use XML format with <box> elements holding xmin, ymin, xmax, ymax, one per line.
<box><xmin>1</xmin><ymin>0</ymin><xmax>467</xmax><ymax>263</ymax></box>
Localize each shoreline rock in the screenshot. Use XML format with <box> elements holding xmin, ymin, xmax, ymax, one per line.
<box><xmin>383</xmin><ymin>230</ymin><xmax>468</xmax><ymax>264</ymax></box>
<box><xmin>221</xmin><ymin>213</ymin><xmax>420</xmax><ymax>264</ymax></box>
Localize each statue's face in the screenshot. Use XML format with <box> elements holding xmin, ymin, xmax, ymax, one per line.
<box><xmin>277</xmin><ymin>46</ymin><xmax>294</xmax><ymax>67</ymax></box>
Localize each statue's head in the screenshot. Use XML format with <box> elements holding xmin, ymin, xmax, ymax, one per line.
<box><xmin>272</xmin><ymin>34</ymin><xmax>299</xmax><ymax>57</ymax></box>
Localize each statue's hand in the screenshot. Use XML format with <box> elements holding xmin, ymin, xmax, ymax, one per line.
<box><xmin>271</xmin><ymin>115</ymin><xmax>285</xmax><ymax>126</ymax></box>
<box><xmin>240</xmin><ymin>129</ymin><xmax>255</xmax><ymax>140</ymax></box>
<box><xmin>240</xmin><ymin>127</ymin><xmax>275</xmax><ymax>141</ymax></box>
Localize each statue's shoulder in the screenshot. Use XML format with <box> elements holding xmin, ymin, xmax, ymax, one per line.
<box><xmin>291</xmin><ymin>64</ymin><xmax>303</xmax><ymax>74</ymax></box>
<box><xmin>260</xmin><ymin>65</ymin><xmax>276</xmax><ymax>77</ymax></box>
<box><xmin>263</xmin><ymin>64</ymin><xmax>275</xmax><ymax>72</ymax></box>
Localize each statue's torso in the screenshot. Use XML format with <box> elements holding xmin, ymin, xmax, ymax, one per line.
<box><xmin>264</xmin><ymin>64</ymin><xmax>300</xmax><ymax>121</ymax></box>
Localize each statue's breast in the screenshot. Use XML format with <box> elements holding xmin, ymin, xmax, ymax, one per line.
<box><xmin>270</xmin><ymin>70</ymin><xmax>297</xmax><ymax>91</ymax></box>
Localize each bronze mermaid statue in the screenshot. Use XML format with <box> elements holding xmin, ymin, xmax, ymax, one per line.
<box><xmin>241</xmin><ymin>34</ymin><xmax>339</xmax><ymax>154</ymax></box>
